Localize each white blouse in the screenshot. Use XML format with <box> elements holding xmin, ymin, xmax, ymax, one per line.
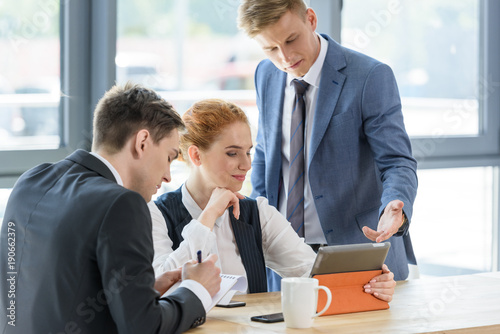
<box><xmin>149</xmin><ymin>185</ymin><xmax>316</xmax><ymax>286</ymax></box>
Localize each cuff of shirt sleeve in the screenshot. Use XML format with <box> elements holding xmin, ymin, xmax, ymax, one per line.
<box><xmin>394</xmin><ymin>211</ymin><xmax>409</xmax><ymax>236</ymax></box>
<box><xmin>179</xmin><ymin>279</ymin><xmax>212</xmax><ymax>312</ymax></box>
<box><xmin>182</xmin><ymin>219</ymin><xmax>212</xmax><ymax>237</ymax></box>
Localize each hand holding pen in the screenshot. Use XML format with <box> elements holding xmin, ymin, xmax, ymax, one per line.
<box><xmin>182</xmin><ymin>251</ymin><xmax>221</xmax><ymax>297</ymax></box>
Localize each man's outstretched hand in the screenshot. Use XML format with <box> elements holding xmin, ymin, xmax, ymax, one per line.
<box><xmin>362</xmin><ymin>200</ymin><xmax>404</xmax><ymax>243</ymax></box>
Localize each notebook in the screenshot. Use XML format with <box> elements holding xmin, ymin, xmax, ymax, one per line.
<box><xmin>162</xmin><ymin>274</ymin><xmax>248</xmax><ymax>311</ymax></box>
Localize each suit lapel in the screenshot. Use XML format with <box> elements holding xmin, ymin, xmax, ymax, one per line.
<box><xmin>262</xmin><ymin>66</ymin><xmax>287</xmax><ymax>200</ymax></box>
<box><xmin>308</xmin><ymin>36</ymin><xmax>347</xmax><ymax>167</ymax></box>
<box><xmin>264</xmin><ymin>67</ymin><xmax>287</xmax><ymax>170</ymax></box>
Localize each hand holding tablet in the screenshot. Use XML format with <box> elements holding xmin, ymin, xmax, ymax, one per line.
<box><xmin>308</xmin><ymin>242</ymin><xmax>393</xmax><ymax>315</ymax></box>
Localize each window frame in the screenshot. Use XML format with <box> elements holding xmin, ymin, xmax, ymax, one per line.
<box><xmin>0</xmin><ymin>0</ymin><xmax>117</xmax><ymax>188</ymax></box>
<box><xmin>335</xmin><ymin>0</ymin><xmax>500</xmax><ymax>271</ymax></box>
<box><xmin>408</xmin><ymin>0</ymin><xmax>500</xmax><ymax>168</ymax></box>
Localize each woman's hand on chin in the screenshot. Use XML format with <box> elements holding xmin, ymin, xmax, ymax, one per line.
<box><xmin>198</xmin><ymin>187</ymin><xmax>245</xmax><ymax>229</ymax></box>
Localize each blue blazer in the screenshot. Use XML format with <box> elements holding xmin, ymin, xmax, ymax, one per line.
<box><xmin>250</xmin><ymin>34</ymin><xmax>418</xmax><ymax>280</ymax></box>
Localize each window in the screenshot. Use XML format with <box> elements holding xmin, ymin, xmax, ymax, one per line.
<box><xmin>342</xmin><ymin>0</ymin><xmax>500</xmax><ymax>161</ymax></box>
<box><xmin>342</xmin><ymin>0</ymin><xmax>500</xmax><ymax>275</ymax></box>
<box><xmin>0</xmin><ymin>0</ymin><xmax>60</xmax><ymax>150</ymax></box>
<box><xmin>117</xmin><ymin>0</ymin><xmax>264</xmax><ymax>195</ymax></box>
<box><xmin>342</xmin><ymin>0</ymin><xmax>480</xmax><ymax>138</ymax></box>
<box><xmin>0</xmin><ymin>189</ymin><xmax>12</xmax><ymax>229</ymax></box>
<box><xmin>411</xmin><ymin>167</ymin><xmax>493</xmax><ymax>275</ymax></box>
<box><xmin>0</xmin><ymin>1</ymin><xmax>110</xmax><ymax>210</ymax></box>
<box><xmin>116</xmin><ymin>0</ymin><xmax>263</xmax><ymax>93</ymax></box>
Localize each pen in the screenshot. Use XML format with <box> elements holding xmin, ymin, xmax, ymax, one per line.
<box><xmin>197</xmin><ymin>250</ymin><xmax>202</xmax><ymax>264</ymax></box>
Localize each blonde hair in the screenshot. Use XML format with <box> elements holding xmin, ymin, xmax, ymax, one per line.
<box><xmin>237</xmin><ymin>0</ymin><xmax>308</xmax><ymax>38</ymax></box>
<box><xmin>180</xmin><ymin>99</ymin><xmax>249</xmax><ymax>162</ymax></box>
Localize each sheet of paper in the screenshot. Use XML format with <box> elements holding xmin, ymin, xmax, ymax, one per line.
<box><xmin>162</xmin><ymin>274</ymin><xmax>248</xmax><ymax>311</ymax></box>
<box><xmin>213</xmin><ymin>274</ymin><xmax>247</xmax><ymax>307</ymax></box>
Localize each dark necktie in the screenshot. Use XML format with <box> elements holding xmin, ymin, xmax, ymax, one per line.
<box><xmin>287</xmin><ymin>79</ymin><xmax>309</xmax><ymax>237</ymax></box>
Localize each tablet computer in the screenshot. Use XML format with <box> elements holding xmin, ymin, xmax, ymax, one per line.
<box><xmin>309</xmin><ymin>242</ymin><xmax>391</xmax><ymax>276</ymax></box>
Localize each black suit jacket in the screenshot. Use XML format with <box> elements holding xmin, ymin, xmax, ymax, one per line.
<box><xmin>0</xmin><ymin>150</ymin><xmax>205</xmax><ymax>334</ymax></box>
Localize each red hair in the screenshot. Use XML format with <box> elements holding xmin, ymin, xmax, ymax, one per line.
<box><xmin>180</xmin><ymin>99</ymin><xmax>249</xmax><ymax>161</ymax></box>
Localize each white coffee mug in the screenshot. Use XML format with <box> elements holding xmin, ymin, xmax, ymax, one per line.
<box><xmin>281</xmin><ymin>277</ymin><xmax>332</xmax><ymax>328</ymax></box>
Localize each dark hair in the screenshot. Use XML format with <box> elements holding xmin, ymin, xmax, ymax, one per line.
<box><xmin>92</xmin><ymin>82</ymin><xmax>184</xmax><ymax>153</ymax></box>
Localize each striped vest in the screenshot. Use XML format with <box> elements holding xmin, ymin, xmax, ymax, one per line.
<box><xmin>155</xmin><ymin>187</ymin><xmax>268</xmax><ymax>293</ymax></box>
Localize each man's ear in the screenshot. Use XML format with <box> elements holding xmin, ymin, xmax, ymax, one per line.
<box><xmin>306</xmin><ymin>8</ymin><xmax>317</xmax><ymax>31</ymax></box>
<box><xmin>133</xmin><ymin>129</ymin><xmax>150</xmax><ymax>158</ymax></box>
<box><xmin>187</xmin><ymin>145</ymin><xmax>202</xmax><ymax>166</ymax></box>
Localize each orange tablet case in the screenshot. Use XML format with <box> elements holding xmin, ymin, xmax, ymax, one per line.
<box><xmin>313</xmin><ymin>269</ymin><xmax>389</xmax><ymax>315</ymax></box>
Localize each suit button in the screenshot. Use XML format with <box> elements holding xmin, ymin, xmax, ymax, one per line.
<box><xmin>191</xmin><ymin>317</ymin><xmax>206</xmax><ymax>328</ymax></box>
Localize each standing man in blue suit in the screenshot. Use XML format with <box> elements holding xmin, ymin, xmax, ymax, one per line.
<box><xmin>237</xmin><ymin>0</ymin><xmax>418</xmax><ymax>286</ymax></box>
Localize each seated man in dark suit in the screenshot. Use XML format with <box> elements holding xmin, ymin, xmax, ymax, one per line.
<box><xmin>0</xmin><ymin>83</ymin><xmax>221</xmax><ymax>334</ymax></box>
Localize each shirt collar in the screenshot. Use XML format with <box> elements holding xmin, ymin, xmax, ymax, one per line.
<box><xmin>287</xmin><ymin>33</ymin><xmax>328</xmax><ymax>88</ymax></box>
<box><xmin>181</xmin><ymin>184</ymin><xmax>224</xmax><ymax>228</ymax></box>
<box><xmin>89</xmin><ymin>152</ymin><xmax>124</xmax><ymax>186</ymax></box>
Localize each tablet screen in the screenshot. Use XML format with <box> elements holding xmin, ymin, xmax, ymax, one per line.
<box><xmin>309</xmin><ymin>242</ymin><xmax>391</xmax><ymax>276</ymax></box>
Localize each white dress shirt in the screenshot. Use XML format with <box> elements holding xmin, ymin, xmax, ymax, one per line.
<box><xmin>150</xmin><ymin>184</ymin><xmax>317</xmax><ymax>292</ymax></box>
<box><xmin>89</xmin><ymin>152</ymin><xmax>212</xmax><ymax>311</ymax></box>
<box><xmin>279</xmin><ymin>34</ymin><xmax>329</xmax><ymax>244</ymax></box>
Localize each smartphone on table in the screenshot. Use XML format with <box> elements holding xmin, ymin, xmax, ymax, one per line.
<box><xmin>250</xmin><ymin>312</ymin><xmax>284</xmax><ymax>323</ymax></box>
<box><xmin>216</xmin><ymin>301</ymin><xmax>246</xmax><ymax>308</ymax></box>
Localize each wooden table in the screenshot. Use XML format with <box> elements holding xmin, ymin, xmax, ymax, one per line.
<box><xmin>190</xmin><ymin>272</ymin><xmax>500</xmax><ymax>333</ymax></box>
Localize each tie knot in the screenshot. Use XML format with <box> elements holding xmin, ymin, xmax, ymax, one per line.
<box><xmin>292</xmin><ymin>79</ymin><xmax>309</xmax><ymax>96</ymax></box>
